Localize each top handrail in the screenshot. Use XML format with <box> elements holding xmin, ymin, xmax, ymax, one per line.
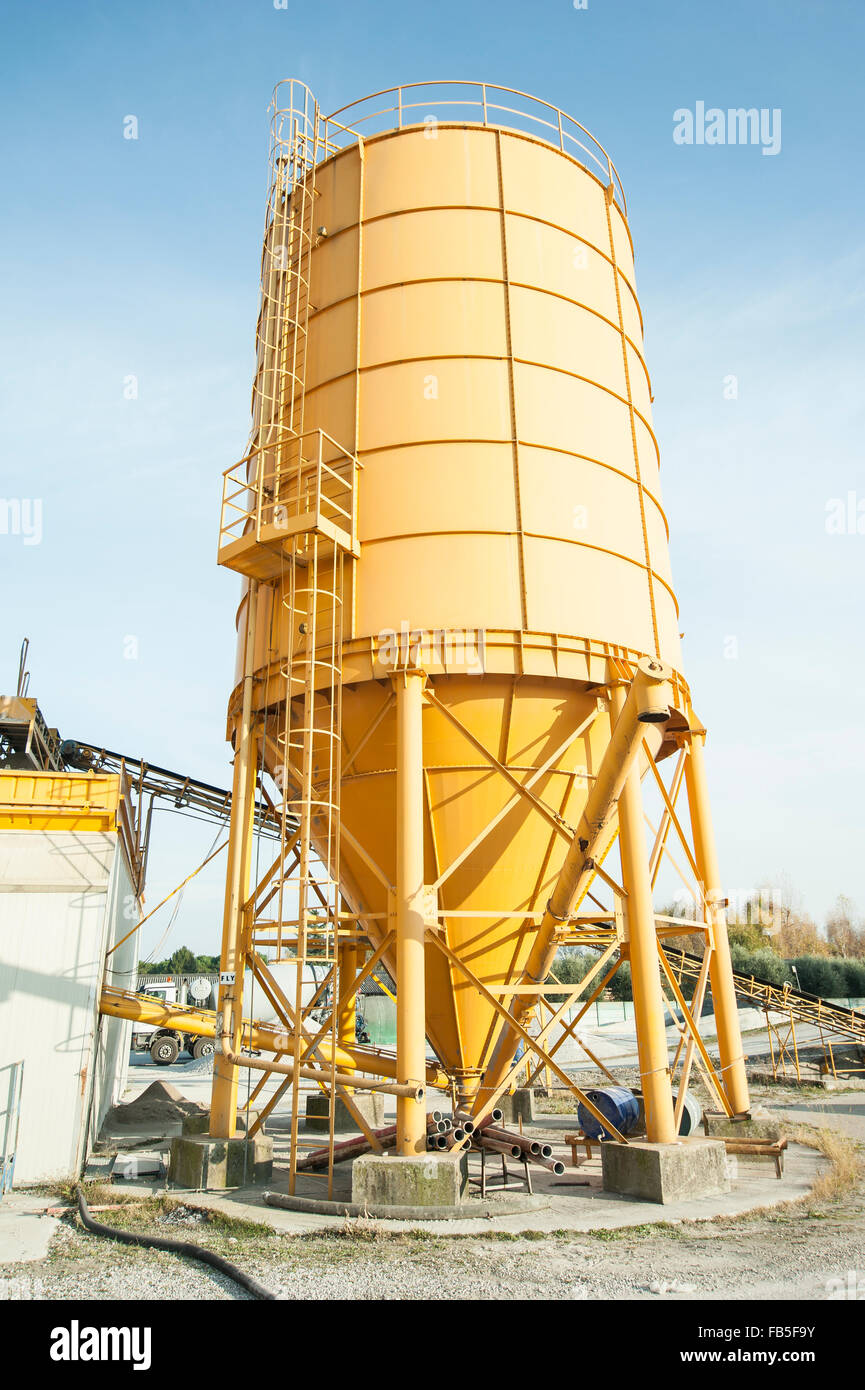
<box><xmin>270</xmin><ymin>79</ymin><xmax>627</xmax><ymax>215</ymax></box>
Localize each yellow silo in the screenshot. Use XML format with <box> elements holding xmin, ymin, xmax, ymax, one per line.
<box><xmin>213</xmin><ymin>82</ymin><xmax>748</xmax><ymax>1181</ymax></box>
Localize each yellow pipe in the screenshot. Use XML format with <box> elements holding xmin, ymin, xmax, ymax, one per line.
<box><xmin>99</xmin><ymin>985</ymin><xmax>450</xmax><ymax>1088</ymax></box>
<box><xmin>684</xmin><ymin>721</ymin><xmax>750</xmax><ymax>1115</ymax></box>
<box><xmin>613</xmin><ymin>684</ymin><xmax>676</xmax><ymax>1143</ymax></box>
<box><xmin>393</xmin><ymin>668</ymin><xmax>428</xmax><ymax>1154</ymax></box>
<box><xmin>475</xmin><ymin>657</ymin><xmax>672</xmax><ymax>1109</ymax></box>
<box><xmin>211</xmin><ymin>580</ymin><xmax>259</xmax><ymax>1139</ymax></box>
<box><xmin>216</xmin><ymin>1037</ymin><xmax>422</xmax><ymax>1100</ymax></box>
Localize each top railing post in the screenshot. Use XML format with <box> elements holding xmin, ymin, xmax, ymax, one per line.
<box><xmin>319</xmin><ymin>81</ymin><xmax>626</xmax><ymax>215</ymax></box>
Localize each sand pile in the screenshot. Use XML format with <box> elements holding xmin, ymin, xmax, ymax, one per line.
<box><xmin>105</xmin><ymin>1081</ymin><xmax>208</xmax><ymax>1131</ymax></box>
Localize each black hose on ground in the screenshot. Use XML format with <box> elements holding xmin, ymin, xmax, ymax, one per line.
<box><xmin>75</xmin><ymin>1187</ymin><xmax>277</xmax><ymax>1301</ymax></box>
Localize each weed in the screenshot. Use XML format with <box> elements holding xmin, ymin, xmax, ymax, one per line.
<box><xmin>789</xmin><ymin>1125</ymin><xmax>863</xmax><ymax>1202</ymax></box>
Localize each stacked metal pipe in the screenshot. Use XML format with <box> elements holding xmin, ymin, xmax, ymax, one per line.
<box><xmin>458</xmin><ymin>1109</ymin><xmax>565</xmax><ymax>1176</ymax></box>
<box><xmin>298</xmin><ymin>1109</ymin><xmax>564</xmax><ymax>1176</ymax></box>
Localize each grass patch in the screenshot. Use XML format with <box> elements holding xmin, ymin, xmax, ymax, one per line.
<box><xmin>50</xmin><ymin>1180</ymin><xmax>140</xmax><ymax>1208</ymax></box>
<box><xmin>787</xmin><ymin>1124</ymin><xmax>864</xmax><ymax>1202</ymax></box>
<box><xmin>72</xmin><ymin>1194</ymin><xmax>275</xmax><ymax>1246</ymax></box>
<box><xmin>585</xmin><ymin>1221</ymin><xmax>684</xmax><ymax>1243</ymax></box>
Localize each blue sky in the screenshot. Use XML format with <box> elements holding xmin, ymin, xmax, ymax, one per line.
<box><xmin>2</xmin><ymin>0</ymin><xmax>863</xmax><ymax>955</ymax></box>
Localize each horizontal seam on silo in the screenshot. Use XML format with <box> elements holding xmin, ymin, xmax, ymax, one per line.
<box><xmin>304</xmin><ymin>205</ymin><xmax>642</xmax><ymax>332</ymax></box>
<box><xmin>353</xmin><ymin>530</ymin><xmax>678</xmax><ymax>613</ymax></box>
<box><xmin>505</xmin><ymin>207</ymin><xmax>639</xmax><ymax>315</ymax></box>
<box><xmin>351</xmin><ymin>475</ymin><xmax>668</xmax><ymax>544</ymax></box>
<box><xmin>302</xmin><ymin>355</ymin><xmax>662</xmax><ymax>467</ymax></box>
<box><xmin>306</xmin><ymin>278</ymin><xmax>652</xmax><ymax>400</ymax></box>
<box><xmin>517</xmin><ymin>441</ymin><xmax>669</xmax><ymax>539</ymax></box>
<box><xmin>293</xmin><ymin>433</ymin><xmax>668</xmax><ymax>539</ymax></box>
<box><xmin>311</xmin><ymin>118</ymin><xmax>632</xmax><ymax>254</ymax></box>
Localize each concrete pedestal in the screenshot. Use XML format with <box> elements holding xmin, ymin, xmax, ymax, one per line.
<box><xmin>169</xmin><ymin>1133</ymin><xmax>273</xmax><ymax>1190</ymax></box>
<box><xmin>352</xmin><ymin>1152</ymin><xmax>468</xmax><ymax>1208</ymax></box>
<box><xmin>601</xmin><ymin>1137</ymin><xmax>729</xmax><ymax>1205</ymax></box>
<box><xmin>702</xmin><ymin>1111</ymin><xmax>782</xmax><ymax>1142</ymax></box>
<box><xmin>497</xmin><ymin>1089</ymin><xmax>535</xmax><ymax>1125</ymax></box>
<box><xmin>305</xmin><ymin>1092</ymin><xmax>385</xmax><ymax>1133</ymax></box>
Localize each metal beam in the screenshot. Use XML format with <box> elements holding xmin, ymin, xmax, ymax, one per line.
<box><xmin>476</xmin><ymin>656</ymin><xmax>674</xmax><ymax>1108</ymax></box>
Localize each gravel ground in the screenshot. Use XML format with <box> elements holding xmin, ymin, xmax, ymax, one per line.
<box><xmin>5</xmin><ymin>1197</ymin><xmax>865</xmax><ymax>1302</ymax></box>
<box><xmin>3</xmin><ymin>1084</ymin><xmax>863</xmax><ymax>1302</ymax></box>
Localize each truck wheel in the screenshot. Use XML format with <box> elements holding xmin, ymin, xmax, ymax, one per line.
<box><xmin>191</xmin><ymin>1037</ymin><xmax>215</xmax><ymax>1060</ymax></box>
<box><xmin>150</xmin><ymin>1034</ymin><xmax>179</xmax><ymax>1065</ymax></box>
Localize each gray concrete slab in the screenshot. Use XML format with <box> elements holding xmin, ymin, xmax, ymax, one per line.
<box><xmin>137</xmin><ymin>1130</ymin><xmax>822</xmax><ymax>1237</ymax></box>
<box><xmin>0</xmin><ymin>1193</ymin><xmax>60</xmax><ymax>1265</ymax></box>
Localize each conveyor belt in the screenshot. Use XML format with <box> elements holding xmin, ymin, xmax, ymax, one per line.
<box><xmin>663</xmin><ymin>945</ymin><xmax>865</xmax><ymax>1046</ymax></box>
<box><xmin>60</xmin><ymin>740</ymin><xmax>290</xmax><ymax>840</ymax></box>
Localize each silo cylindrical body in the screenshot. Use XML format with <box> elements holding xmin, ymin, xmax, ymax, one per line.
<box><xmin>228</xmin><ymin>86</ymin><xmax>691</xmax><ymax>1097</ymax></box>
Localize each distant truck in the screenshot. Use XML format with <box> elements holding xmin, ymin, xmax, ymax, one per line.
<box><xmin>132</xmin><ymin>964</ymin><xmax>335</xmax><ymax>1065</ymax></box>
<box><xmin>131</xmin><ymin>977</ymin><xmax>216</xmax><ymax>1065</ymax></box>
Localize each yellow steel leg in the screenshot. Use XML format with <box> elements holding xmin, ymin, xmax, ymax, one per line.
<box><xmin>475</xmin><ymin>657</ymin><xmax>673</xmax><ymax>1111</ymax></box>
<box><xmin>393</xmin><ymin>668</ymin><xmax>427</xmax><ymax>1155</ymax></box>
<box><xmin>613</xmin><ymin>686</ymin><xmax>677</xmax><ymax>1145</ymax></box>
<box><xmin>211</xmin><ymin>582</ymin><xmax>259</xmax><ymax>1139</ymax></box>
<box><xmin>684</xmin><ymin>723</ymin><xmax>750</xmax><ymax>1115</ymax></box>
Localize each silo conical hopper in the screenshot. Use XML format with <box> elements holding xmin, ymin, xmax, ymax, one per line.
<box><xmin>212</xmin><ymin>81</ymin><xmax>749</xmax><ymax>1167</ymax></box>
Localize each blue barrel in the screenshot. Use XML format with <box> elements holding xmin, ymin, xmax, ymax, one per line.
<box><xmin>671</xmin><ymin>1090</ymin><xmax>703</xmax><ymax>1136</ymax></box>
<box><xmin>578</xmin><ymin>1086</ymin><xmax>640</xmax><ymax>1140</ymax></box>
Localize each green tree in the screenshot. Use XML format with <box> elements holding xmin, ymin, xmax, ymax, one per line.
<box><xmin>169</xmin><ymin>946</ymin><xmax>196</xmax><ymax>974</ymax></box>
<box><xmin>729</xmin><ymin>944</ymin><xmax>792</xmax><ymax>988</ymax></box>
<box><xmin>728</xmin><ymin>922</ymin><xmax>766</xmax><ymax>952</ymax></box>
<box><xmin>550</xmin><ymin>948</ymin><xmax>593</xmax><ymax>988</ymax></box>
<box><xmin>608</xmin><ymin>960</ymin><xmax>632</xmax><ymax>1001</ymax></box>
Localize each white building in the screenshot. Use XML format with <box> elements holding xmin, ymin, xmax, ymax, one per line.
<box><xmin>0</xmin><ymin>770</ymin><xmax>141</xmax><ymax>1186</ymax></box>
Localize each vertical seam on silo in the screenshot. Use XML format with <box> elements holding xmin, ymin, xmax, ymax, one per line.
<box><xmin>495</xmin><ymin>130</ymin><xmax>529</xmax><ymax>635</ymax></box>
<box><xmin>351</xmin><ymin>136</ymin><xmax>366</xmax><ymax>643</ymax></box>
<box><xmin>604</xmin><ymin>198</ymin><xmax>661</xmax><ymax>660</ymax></box>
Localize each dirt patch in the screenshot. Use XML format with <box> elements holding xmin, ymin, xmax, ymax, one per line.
<box><xmin>103</xmin><ymin>1081</ymin><xmax>207</xmax><ymax>1131</ymax></box>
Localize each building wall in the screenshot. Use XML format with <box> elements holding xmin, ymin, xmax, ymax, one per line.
<box><xmin>91</xmin><ymin>848</ymin><xmax>139</xmax><ymax>1152</ymax></box>
<box><xmin>0</xmin><ymin>829</ymin><xmax>139</xmax><ymax>1186</ymax></box>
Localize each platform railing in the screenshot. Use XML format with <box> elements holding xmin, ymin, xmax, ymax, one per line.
<box><xmin>219</xmin><ymin>427</ymin><xmax>361</xmax><ymax>556</ymax></box>
<box><xmin>268</xmin><ymin>79</ymin><xmax>629</xmax><ymax>213</ymax></box>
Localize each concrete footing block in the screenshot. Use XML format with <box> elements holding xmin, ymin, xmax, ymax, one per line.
<box><xmin>305</xmin><ymin>1092</ymin><xmax>386</xmax><ymax>1133</ymax></box>
<box><xmin>601</xmin><ymin>1137</ymin><xmax>730</xmax><ymax>1204</ymax></box>
<box><xmin>352</xmin><ymin>1152</ymin><xmax>468</xmax><ymax>1208</ymax></box>
<box><xmin>181</xmin><ymin>1110</ymin><xmax>260</xmax><ymax>1136</ymax></box>
<box><xmin>168</xmin><ymin>1134</ymin><xmax>273</xmax><ymax>1190</ymax></box>
<box><xmin>702</xmin><ymin>1111</ymin><xmax>782</xmax><ymax>1142</ymax></box>
<box><xmin>497</xmin><ymin>1089</ymin><xmax>535</xmax><ymax>1124</ymax></box>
